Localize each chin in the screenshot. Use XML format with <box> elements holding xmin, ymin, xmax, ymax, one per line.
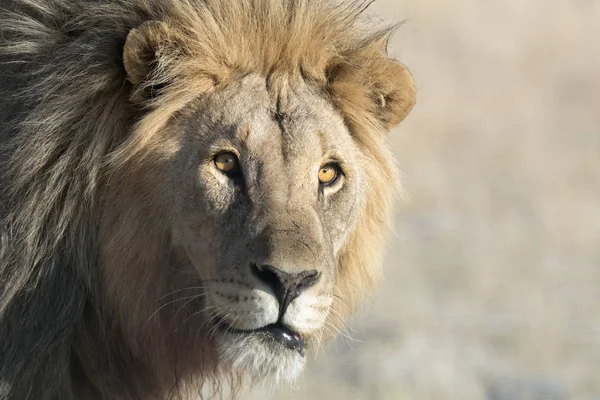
<box><xmin>217</xmin><ymin>323</ymin><xmax>308</xmax><ymax>385</ymax></box>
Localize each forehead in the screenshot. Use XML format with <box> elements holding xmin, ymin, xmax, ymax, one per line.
<box><xmin>184</xmin><ymin>74</ymin><xmax>353</xmax><ymax>157</ymax></box>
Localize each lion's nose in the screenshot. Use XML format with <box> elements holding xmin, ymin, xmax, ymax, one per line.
<box><xmin>251</xmin><ymin>264</ymin><xmax>320</xmax><ymax>316</ymax></box>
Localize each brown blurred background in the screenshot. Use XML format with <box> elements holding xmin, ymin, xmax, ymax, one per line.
<box><xmin>249</xmin><ymin>0</ymin><xmax>600</xmax><ymax>398</ymax></box>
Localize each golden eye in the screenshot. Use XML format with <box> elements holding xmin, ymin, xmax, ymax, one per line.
<box><xmin>214</xmin><ymin>152</ymin><xmax>239</xmax><ymax>173</ymax></box>
<box><xmin>318</xmin><ymin>164</ymin><xmax>340</xmax><ymax>185</ymax></box>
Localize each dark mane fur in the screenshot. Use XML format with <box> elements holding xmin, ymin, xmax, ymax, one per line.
<box><xmin>1</xmin><ymin>1</ymin><xmax>136</xmax><ymax>398</ymax></box>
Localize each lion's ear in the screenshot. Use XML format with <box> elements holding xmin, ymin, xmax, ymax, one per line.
<box><xmin>123</xmin><ymin>21</ymin><xmax>183</xmax><ymax>86</ymax></box>
<box><xmin>368</xmin><ymin>58</ymin><xmax>416</xmax><ymax>129</ymax></box>
<box><xmin>328</xmin><ymin>55</ymin><xmax>416</xmax><ymax>132</ymax></box>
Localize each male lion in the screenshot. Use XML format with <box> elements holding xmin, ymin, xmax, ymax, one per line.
<box><xmin>0</xmin><ymin>0</ymin><xmax>415</xmax><ymax>398</ymax></box>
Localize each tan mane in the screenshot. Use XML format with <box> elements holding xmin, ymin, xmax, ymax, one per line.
<box><xmin>0</xmin><ymin>0</ymin><xmax>414</xmax><ymax>398</ymax></box>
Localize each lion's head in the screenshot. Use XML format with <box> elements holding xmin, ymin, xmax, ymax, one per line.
<box><xmin>0</xmin><ymin>0</ymin><xmax>415</xmax><ymax>398</ymax></box>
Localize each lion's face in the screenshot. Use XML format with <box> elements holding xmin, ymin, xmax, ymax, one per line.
<box><xmin>97</xmin><ymin>11</ymin><xmax>415</xmax><ymax>391</ymax></box>
<box><xmin>163</xmin><ymin>75</ymin><xmax>365</xmax><ymax>380</ymax></box>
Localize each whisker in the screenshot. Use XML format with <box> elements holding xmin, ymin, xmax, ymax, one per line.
<box><xmin>156</xmin><ymin>285</ymin><xmax>206</xmax><ymax>301</ymax></box>
<box><xmin>326</xmin><ymin>307</ymin><xmax>359</xmax><ymax>344</ymax></box>
<box><xmin>171</xmin><ymin>294</ymin><xmax>204</xmax><ymax>327</ymax></box>
<box><xmin>314</xmin><ymin>323</ymin><xmax>325</xmax><ymax>358</ymax></box>
<box><xmin>156</xmin><ymin>278</ymin><xmax>237</xmax><ymax>301</ymax></box>
<box><xmin>208</xmin><ymin>314</ymin><xmax>231</xmax><ymax>342</ymax></box>
<box><xmin>147</xmin><ymin>294</ymin><xmax>206</xmax><ymax>322</ymax></box>
<box><xmin>196</xmin><ymin>310</ymin><xmax>222</xmax><ymax>335</ymax></box>
<box><xmin>183</xmin><ymin>298</ymin><xmax>243</xmax><ymax>324</ymax></box>
<box><xmin>332</xmin><ymin>292</ymin><xmax>351</xmax><ymax>307</ymax></box>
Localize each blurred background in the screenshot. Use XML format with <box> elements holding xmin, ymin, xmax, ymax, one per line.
<box><xmin>249</xmin><ymin>0</ymin><xmax>600</xmax><ymax>398</ymax></box>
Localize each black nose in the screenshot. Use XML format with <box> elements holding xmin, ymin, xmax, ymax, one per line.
<box><xmin>252</xmin><ymin>264</ymin><xmax>320</xmax><ymax>316</ymax></box>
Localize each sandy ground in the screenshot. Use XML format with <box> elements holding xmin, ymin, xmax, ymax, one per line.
<box><xmin>246</xmin><ymin>0</ymin><xmax>600</xmax><ymax>399</ymax></box>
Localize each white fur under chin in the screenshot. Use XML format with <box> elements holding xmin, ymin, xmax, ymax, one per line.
<box><xmin>218</xmin><ymin>331</ymin><xmax>306</xmax><ymax>387</ymax></box>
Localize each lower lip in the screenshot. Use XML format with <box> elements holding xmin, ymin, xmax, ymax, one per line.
<box><xmin>259</xmin><ymin>324</ymin><xmax>305</xmax><ymax>355</ymax></box>
<box><xmin>220</xmin><ymin>322</ymin><xmax>305</xmax><ymax>356</ymax></box>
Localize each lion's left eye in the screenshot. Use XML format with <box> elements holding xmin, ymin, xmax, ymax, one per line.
<box><xmin>214</xmin><ymin>152</ymin><xmax>239</xmax><ymax>174</ymax></box>
<box><xmin>318</xmin><ymin>163</ymin><xmax>341</xmax><ymax>186</ymax></box>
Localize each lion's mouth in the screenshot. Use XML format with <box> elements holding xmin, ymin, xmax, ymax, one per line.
<box><xmin>219</xmin><ymin>321</ymin><xmax>305</xmax><ymax>356</ymax></box>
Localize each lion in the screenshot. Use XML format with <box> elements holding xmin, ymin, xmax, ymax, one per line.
<box><xmin>0</xmin><ymin>0</ymin><xmax>415</xmax><ymax>398</ymax></box>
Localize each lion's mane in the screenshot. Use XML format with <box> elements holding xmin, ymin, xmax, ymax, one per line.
<box><xmin>0</xmin><ymin>0</ymin><xmax>414</xmax><ymax>398</ymax></box>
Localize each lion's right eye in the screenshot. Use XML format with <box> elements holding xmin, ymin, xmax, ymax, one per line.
<box><xmin>214</xmin><ymin>152</ymin><xmax>239</xmax><ymax>175</ymax></box>
<box><xmin>318</xmin><ymin>163</ymin><xmax>341</xmax><ymax>187</ymax></box>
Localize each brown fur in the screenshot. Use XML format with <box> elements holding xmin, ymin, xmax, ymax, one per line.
<box><xmin>0</xmin><ymin>0</ymin><xmax>415</xmax><ymax>399</ymax></box>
